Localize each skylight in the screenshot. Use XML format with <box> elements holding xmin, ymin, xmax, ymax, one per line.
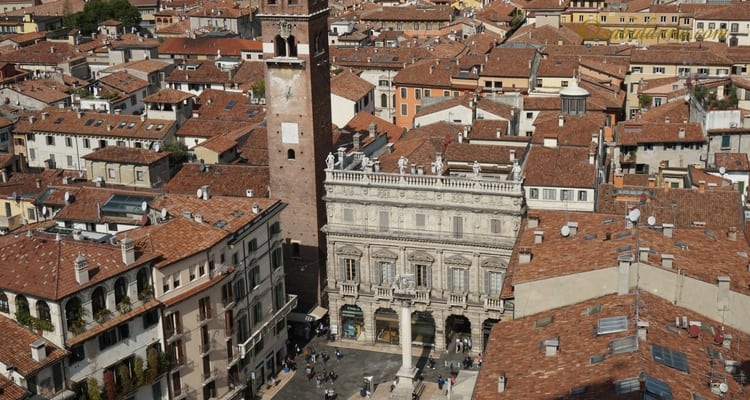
<box><xmin>597</xmin><ymin>316</ymin><xmax>628</xmax><ymax>335</ymax></box>
<box><xmin>94</xmin><ymin>120</ymin><xmax>103</xmax><ymax>127</ymax></box>
<box><xmin>146</xmin><ymin>123</ymin><xmax>154</xmax><ymax>130</ymax></box>
<box><xmin>643</xmin><ymin>374</ymin><xmax>673</xmax><ymax>400</ymax></box>
<box><xmin>156</xmin><ymin>124</ymin><xmax>164</xmax><ymax>131</ymax></box>
<box><xmin>53</xmin><ymin>117</ymin><xmax>64</xmax><ymax>124</ymax></box>
<box><xmin>589</xmin><ymin>354</ymin><xmax>605</xmax><ymax>364</ymax></box>
<box><xmin>583</xmin><ymin>233</ymin><xmax>597</xmax><ymax>241</ymax></box>
<box><xmin>127</xmin><ymin>122</ymin><xmax>136</xmax><ymax>129</ymax></box>
<box><xmin>534</xmin><ymin>315</ymin><xmax>554</xmax><ymax>328</ymax></box>
<box><xmin>586</xmin><ymin>304</ymin><xmax>602</xmax><ymax>315</ymax></box>
<box><xmin>85</xmin><ymin>118</ymin><xmax>95</xmax><ymax>126</ymax></box>
<box><xmin>118</xmin><ymin>121</ymin><xmax>126</xmax><ymax>128</ymax></box>
<box><xmin>652</xmin><ymin>344</ymin><xmax>689</xmax><ymax>373</ymax></box>
<box><xmin>224</xmin><ymin>100</ymin><xmax>237</xmax><ymax>110</ymax></box>
<box><xmin>614</xmin><ymin>377</ymin><xmax>639</xmax><ymax>395</ymax></box>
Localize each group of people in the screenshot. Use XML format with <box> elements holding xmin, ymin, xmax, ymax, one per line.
<box><xmin>454</xmin><ymin>336</ymin><xmax>472</xmax><ymax>354</ymax></box>
<box><xmin>437</xmin><ymin>374</ymin><xmax>457</xmax><ymax>395</ymax></box>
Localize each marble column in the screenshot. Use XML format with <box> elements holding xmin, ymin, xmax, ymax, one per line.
<box><xmin>394</xmin><ymin>299</ymin><xmax>418</xmax><ymax>396</ymax></box>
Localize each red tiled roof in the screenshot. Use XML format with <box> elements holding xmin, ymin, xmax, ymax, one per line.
<box><xmin>0</xmin><ymin>315</ymin><xmax>67</xmax><ymax>376</ymax></box>
<box><xmin>14</xmin><ymin>108</ymin><xmax>174</xmax><ymax>140</ymax></box>
<box><xmin>523</xmin><ymin>145</ymin><xmax>596</xmax><ymax>188</ymax></box>
<box><xmin>331</xmin><ymin>70</ymin><xmax>375</xmax><ymax>102</ymax></box>
<box><xmin>158</xmin><ymin>37</ymin><xmax>262</xmax><ymax>57</ymax></box>
<box><xmin>81</xmin><ymin>146</ymin><xmax>170</xmax><ymax>165</ymax></box>
<box><xmin>714</xmin><ymin>153</ymin><xmax>750</xmax><ymax>171</ymax></box>
<box><xmin>615</xmin><ymin>122</ymin><xmax>705</xmax><ymax>145</ymax></box>
<box><xmin>165</xmin><ymin>166</ymin><xmax>270</xmax><ymax>201</ymax></box>
<box><xmin>143</xmin><ymin>88</ymin><xmax>193</xmax><ymax>103</ymax></box>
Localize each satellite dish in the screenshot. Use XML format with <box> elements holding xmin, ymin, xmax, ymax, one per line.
<box><xmin>141</xmin><ymin>201</ymin><xmax>148</xmax><ymax>212</ymax></box>
<box><xmin>719</xmin><ymin>166</ymin><xmax>726</xmax><ymax>175</ymax></box>
<box><xmin>647</xmin><ymin>216</ymin><xmax>656</xmax><ymax>226</ymax></box>
<box><xmin>560</xmin><ymin>225</ymin><xmax>571</xmax><ymax>237</ymax></box>
<box><xmin>719</xmin><ymin>383</ymin><xmax>728</xmax><ymax>393</ymax></box>
<box><xmin>42</xmin><ymin>206</ymin><xmax>47</xmax><ymax>216</ymax></box>
<box><xmin>160</xmin><ymin>208</ymin><xmax>167</xmax><ymax>219</ymax></box>
<box><xmin>196</xmin><ymin>188</ymin><xmax>203</xmax><ymax>199</ymax></box>
<box><xmin>64</xmin><ymin>192</ymin><xmax>71</xmax><ymax>202</ymax></box>
<box><xmin>628</xmin><ymin>208</ymin><xmax>641</xmax><ymax>223</ymax></box>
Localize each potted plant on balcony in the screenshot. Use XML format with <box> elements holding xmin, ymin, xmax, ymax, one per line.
<box><xmin>138</xmin><ymin>285</ymin><xmax>153</xmax><ymax>301</ymax></box>
<box><xmin>94</xmin><ymin>309</ymin><xmax>112</xmax><ymax>324</ymax></box>
<box><xmin>34</xmin><ymin>318</ymin><xmax>54</xmax><ymax>333</ymax></box>
<box><xmin>117</xmin><ymin>296</ymin><xmax>131</xmax><ymax>314</ymax></box>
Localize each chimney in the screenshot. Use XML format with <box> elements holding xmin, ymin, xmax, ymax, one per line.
<box><xmin>558</xmin><ymin>115</ymin><xmax>564</xmax><ymax>127</ymax></box>
<box><xmin>648</xmin><ymin>177</ymin><xmax>656</xmax><ymax>187</ymax></box>
<box><xmin>534</xmin><ymin>231</ymin><xmax>544</xmax><ymax>244</ymax></box>
<box><xmin>698</xmin><ymin>180</ymin><xmax>705</xmax><ymax>193</ymax></box>
<box><xmin>252</xmin><ymin>204</ymin><xmax>261</xmax><ymax>214</ymax></box>
<box><xmin>353</xmin><ymin>132</ymin><xmax>362</xmax><ymax>150</ymax></box>
<box><xmin>368</xmin><ymin>122</ymin><xmax>377</xmax><ymax>138</ymax></box>
<box><xmin>717</xmin><ymin>276</ymin><xmax>730</xmax><ymax>311</ymax></box>
<box><xmin>374</xmin><ymin>160</ymin><xmax>381</xmax><ymax>172</ymax></box>
<box><xmin>543</xmin><ymin>137</ymin><xmax>558</xmax><ymax>148</ymax></box>
<box><xmin>121</xmin><ymin>236</ymin><xmax>135</xmax><ymax>265</ymax></box>
<box><xmin>728</xmin><ymin>227</ymin><xmax>737</xmax><ymax>241</ymax></box>
<box><xmin>41</xmin><ymin>112</ymin><xmax>49</xmax><ymax>120</ymax></box>
<box><xmin>410</xmin><ymin>164</ymin><xmax>416</xmax><ymax>174</ymax></box>
<box><xmin>589</xmin><ymin>150</ymin><xmax>595</xmax><ymax>165</ymax></box>
<box><xmin>201</xmin><ymin>185</ymin><xmax>210</xmax><ymax>200</ymax></box>
<box><xmin>518</xmin><ymin>247</ymin><xmax>532</xmax><ymax>264</ymax></box>
<box><xmin>35</xmin><ymin>179</ymin><xmax>41</xmax><ymax>188</ymax></box>
<box><xmin>663</xmin><ymin>180</ymin><xmax>670</xmax><ymax>193</ymax></box>
<box><xmin>567</xmin><ymin>222</ymin><xmax>578</xmax><ymax>235</ymax></box>
<box><xmin>662</xmin><ymin>223</ymin><xmax>674</xmax><ymax>238</ymax></box>
<box><xmin>509</xmin><ymin>149</ymin><xmax>516</xmax><ymax>162</ymax></box>
<box><xmin>72</xmin><ymin>230</ymin><xmax>83</xmax><ymax>241</ymax></box>
<box><xmin>665</xmin><ymin>116</ymin><xmax>670</xmax><ymax>123</ymax></box>
<box><xmin>528</xmin><ymin>214</ymin><xmax>539</xmax><ymax>228</ymax></box>
<box><xmin>544</xmin><ymin>338</ymin><xmax>559</xmax><ymax>356</ymax></box>
<box><xmin>614</xmin><ymin>171</ymin><xmax>624</xmax><ymax>187</ymax></box>
<box><xmin>661</xmin><ymin>253</ymin><xmax>674</xmax><ymax>269</ymax></box>
<box><xmin>28</xmin><ymin>116</ymin><xmax>36</xmax><ymax>124</ymax></box>
<box><xmin>496</xmin><ymin>127</ymin><xmax>502</xmax><ymax>138</ymax></box>
<box><xmin>678</xmin><ymin>127</ymin><xmax>685</xmax><ymax>138</ymax></box>
<box><xmin>74</xmin><ymin>253</ymin><xmax>89</xmax><ymax>284</ymax></box>
<box><xmin>194</xmin><ymin>214</ymin><xmax>203</xmax><ymax>223</ymax></box>
<box><xmin>637</xmin><ymin>321</ymin><xmax>649</xmax><ymax>341</ymax></box>
<box><xmin>497</xmin><ymin>373</ymin><xmax>506</xmax><ymax>393</ymax></box>
<box><xmin>617</xmin><ymin>254</ymin><xmax>632</xmax><ymax>295</ymax></box>
<box><xmin>722</xmin><ymin>333</ymin><xmax>733</xmax><ymax>349</ymax></box>
<box><xmin>30</xmin><ymin>340</ymin><xmax>46</xmax><ymax>362</ymax></box>
<box><xmin>639</xmin><ymin>247</ymin><xmax>649</xmax><ymax>262</ymax></box>
<box><xmin>0</xmin><ymin>169</ymin><xmax>6</xmax><ymax>183</ymax></box>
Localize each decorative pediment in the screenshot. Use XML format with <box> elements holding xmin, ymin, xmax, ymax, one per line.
<box><xmin>336</xmin><ymin>246</ymin><xmax>362</xmax><ymax>257</ymax></box>
<box><xmin>444</xmin><ymin>255</ymin><xmax>472</xmax><ymax>267</ymax></box>
<box><xmin>407</xmin><ymin>251</ymin><xmax>434</xmax><ymax>264</ymax></box>
<box><xmin>372</xmin><ymin>248</ymin><xmax>398</xmax><ymax>260</ymax></box>
<box><xmin>482</xmin><ymin>257</ymin><xmax>508</xmax><ymax>269</ymax></box>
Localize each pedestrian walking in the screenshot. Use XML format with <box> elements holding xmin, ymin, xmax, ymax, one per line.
<box><xmin>444</xmin><ymin>377</ymin><xmax>451</xmax><ymax>395</ymax></box>
<box><xmin>437</xmin><ymin>375</ymin><xmax>444</xmax><ymax>390</ymax></box>
<box><xmin>321</xmin><ymin>351</ymin><xmax>329</xmax><ymax>366</ymax></box>
<box><xmin>455</xmin><ymin>337</ymin><xmax>462</xmax><ymax>353</ymax></box>
<box><xmin>463</xmin><ymin>337</ymin><xmax>470</xmax><ymax>352</ymax></box>
<box><xmin>476</xmin><ymin>353</ymin><xmax>483</xmax><ymax>368</ymax></box>
<box><xmin>311</xmin><ymin>348</ymin><xmax>317</xmax><ymax>363</ymax></box>
<box><xmin>335</xmin><ymin>348</ymin><xmax>342</xmax><ymax>362</ymax></box>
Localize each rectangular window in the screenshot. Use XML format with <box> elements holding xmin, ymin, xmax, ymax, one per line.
<box><xmin>652</xmin><ymin>67</ymin><xmax>665</xmax><ymax>74</ymax></box>
<box><xmin>644</xmin><ymin>16</ymin><xmax>650</xmax><ymax>22</ymax></box>
<box><xmin>578</xmin><ymin>191</ymin><xmax>588</xmax><ymax>201</ymax></box>
<box><xmin>65</xmin><ymin>137</ymin><xmax>73</xmax><ymax>147</ymax></box>
<box><xmin>379</xmin><ymin>211</ymin><xmax>389</xmax><ymax>232</ymax></box>
<box><xmin>400</xmin><ymin>87</ymin><xmax>406</xmax><ymax>98</ymax></box>
<box><xmin>721</xmin><ymin>135</ymin><xmax>731</xmax><ymax>148</ymax></box>
<box><xmin>83</xmin><ymin>138</ymin><xmax>90</xmax><ymax>148</ymax></box>
<box><xmin>485</xmin><ymin>271</ymin><xmax>504</xmax><ymax>295</ymax></box>
<box><xmin>490</xmin><ymin>219</ymin><xmax>502</xmax><ymax>234</ymax></box>
<box><xmin>343</xmin><ymin>208</ymin><xmax>353</xmax><ymax>222</ymax></box>
<box><xmin>69</xmin><ymin>344</ymin><xmax>85</xmax><ymax>363</ymax></box>
<box><xmin>443</xmin><ymin>90</ymin><xmax>450</xmax><ymax>97</ymax></box>
<box><xmin>221</xmin><ymin>282</ymin><xmax>233</xmax><ymax>306</ymax></box>
<box><xmin>452</xmin><ymin>216</ymin><xmax>463</xmax><ymax>239</ymax></box>
<box><xmin>448</xmin><ymin>268</ymin><xmax>468</xmax><ymax>292</ymax></box>
<box><xmin>631</xmin><ymin>66</ymin><xmax>642</xmax><ymax>73</ymax></box>
<box><xmin>250</xmin><ymin>265</ymin><xmax>260</xmax><ymax>288</ymax></box>
<box><xmin>252</xmin><ymin>302</ymin><xmax>263</xmax><ymax>325</ymax></box>
<box><xmin>99</xmin><ymin>139</ymin><xmax>107</xmax><ymax>148</ymax></box>
<box><xmin>46</xmin><ymin>136</ymin><xmax>55</xmax><ymax>146</ymax></box>
<box><xmin>424</xmin><ymin>89</ymin><xmax>431</xmax><ymax>97</ymax></box>
<box><xmin>199</xmin><ymin>297</ymin><xmax>211</xmax><ymax>320</ymax></box>
<box><xmin>136</xmin><ymin>171</ymin><xmax>145</xmax><ymax>181</ymax></box>
<box><xmin>561</xmin><ymin>81</ymin><xmax>568</xmax><ymax>87</ymax></box>
<box><xmin>678</xmin><ymin>67</ymin><xmax>690</xmax><ymax>76</ymax></box>
<box><xmin>731</xmin><ymin>23</ymin><xmax>739</xmax><ymax>33</ymax></box>
<box><xmin>415</xmin><ymin>89</ymin><xmax>421</xmax><ymax>100</ymax></box>
<box><xmin>377</xmin><ymin>261</ymin><xmax>395</xmax><ymax>285</ymax></box>
<box><xmin>526</xmin><ymin>112</ymin><xmax>533</xmax><ymax>119</ymax></box>
<box><xmin>414</xmin><ymin>264</ymin><xmax>430</xmax><ymax>288</ymax></box>
<box><xmin>529</xmin><ymin>188</ymin><xmax>539</xmax><ymax>199</ymax></box>
<box><xmin>66</xmin><ymin>155</ymin><xmax>73</xmax><ymax>167</ymax></box>
<box><xmin>271</xmin><ymin>247</ymin><xmax>282</xmax><ymax>269</ymax></box>
<box><xmin>697</xmin><ymin>22</ymin><xmax>704</xmax><ymax>29</ymax></box>
<box><xmin>697</xmin><ymin>68</ymin><xmax>709</xmax><ymax>75</ymax></box>
<box><xmin>162</xmin><ymin>277</ymin><xmax>170</xmax><ymax>293</ymax></box>
<box><xmin>561</xmin><ymin>190</ymin><xmax>573</xmax><ymax>201</ymax></box>
<box><xmin>172</xmin><ymin>272</ymin><xmax>180</xmax><ymax>288</ymax></box>
<box><xmin>671</xmin><ymin>16</ymin><xmax>677</xmax><ymax>23</ymax></box>
<box><xmin>343</xmin><ymin>258</ymin><xmax>357</xmax><ymax>281</ymax></box>
<box><xmin>400</xmin><ymin>104</ymin><xmax>407</xmax><ymax>116</ymax></box>
<box><xmin>415</xmin><ymin>213</ymin><xmax>425</xmax><ymax>228</ymax></box>
<box><xmin>543</xmin><ymin>189</ymin><xmax>556</xmax><ymax>200</ymax></box>
<box><xmin>108</xmin><ymin>168</ymin><xmax>116</xmax><ymax>179</ymax></box>
<box><xmin>659</xmin><ymin>16</ymin><xmax>666</xmax><ymax>23</ymax></box>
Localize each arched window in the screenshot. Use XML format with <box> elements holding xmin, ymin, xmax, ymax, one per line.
<box><xmin>730</xmin><ymin>36</ymin><xmax>739</xmax><ymax>47</ymax></box>
<box><xmin>287</xmin><ymin>149</ymin><xmax>296</xmax><ymax>160</ymax></box>
<box><xmin>65</xmin><ymin>297</ymin><xmax>83</xmax><ymax>328</ymax></box>
<box><xmin>15</xmin><ymin>294</ymin><xmax>29</xmax><ymax>315</ymax></box>
<box><xmin>91</xmin><ymin>286</ymin><xmax>106</xmax><ymax>316</ymax></box>
<box><xmin>36</xmin><ymin>300</ymin><xmax>51</xmax><ymax>322</ymax></box>
<box><xmin>0</xmin><ymin>291</ymin><xmax>8</xmax><ymax>313</ymax></box>
<box><xmin>136</xmin><ymin>268</ymin><xmax>149</xmax><ymax>295</ymax></box>
<box><xmin>381</xmin><ymin>93</ymin><xmax>388</xmax><ymax>108</ymax></box>
<box><xmin>114</xmin><ymin>277</ymin><xmax>128</xmax><ymax>304</ymax></box>
<box><xmin>274</xmin><ymin>35</ymin><xmax>286</xmax><ymax>57</ymax></box>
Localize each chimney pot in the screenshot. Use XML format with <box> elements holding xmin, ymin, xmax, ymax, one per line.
<box><xmin>678</xmin><ymin>127</ymin><xmax>685</xmax><ymax>138</ymax></box>
<box><xmin>567</xmin><ymin>221</ymin><xmax>578</xmax><ymax>235</ymax></box>
<box><xmin>353</xmin><ymin>132</ymin><xmax>362</xmax><ymax>150</ymax></box>
<box><xmin>661</xmin><ymin>253</ymin><xmax>674</xmax><ymax>269</ymax></box>
<box><xmin>528</xmin><ymin>214</ymin><xmax>539</xmax><ymax>228</ymax></box>
<box><xmin>497</xmin><ymin>373</ymin><xmax>506</xmax><ymax>393</ymax></box>
<box><xmin>728</xmin><ymin>227</ymin><xmax>737</xmax><ymax>241</ymax></box>
<box><xmin>534</xmin><ymin>231</ymin><xmax>544</xmax><ymax>244</ymax></box>
<box><xmin>519</xmin><ymin>247</ymin><xmax>532</xmax><ymax>264</ymax></box>
<box><xmin>121</xmin><ymin>236</ymin><xmax>135</xmax><ymax>265</ymax></box>
<box><xmin>662</xmin><ymin>223</ymin><xmax>674</xmax><ymax>238</ymax></box>
<box><xmin>698</xmin><ymin>180</ymin><xmax>706</xmax><ymax>193</ymax></box>
<box><xmin>74</xmin><ymin>252</ymin><xmax>89</xmax><ymax>284</ymax></box>
<box><xmin>639</xmin><ymin>247</ymin><xmax>649</xmax><ymax>262</ymax></box>
<box><xmin>30</xmin><ymin>340</ymin><xmax>46</xmax><ymax>362</ymax></box>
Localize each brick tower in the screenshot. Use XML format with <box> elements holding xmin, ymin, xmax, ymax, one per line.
<box><xmin>258</xmin><ymin>0</ymin><xmax>332</xmax><ymax>310</ymax></box>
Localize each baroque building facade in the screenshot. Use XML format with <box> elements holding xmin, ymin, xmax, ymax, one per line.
<box><xmin>323</xmin><ymin>168</ymin><xmax>525</xmax><ymax>351</ymax></box>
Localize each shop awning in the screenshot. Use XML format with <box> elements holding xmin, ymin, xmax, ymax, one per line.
<box><xmin>307</xmin><ymin>306</ymin><xmax>328</xmax><ymax>322</ymax></box>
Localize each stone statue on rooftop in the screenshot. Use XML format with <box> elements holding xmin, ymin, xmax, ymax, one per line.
<box><xmin>398</xmin><ymin>156</ymin><xmax>409</xmax><ymax>175</ymax></box>
<box><xmin>326</xmin><ymin>152</ymin><xmax>335</xmax><ymax>170</ymax></box>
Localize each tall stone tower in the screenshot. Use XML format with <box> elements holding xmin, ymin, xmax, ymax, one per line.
<box><xmin>258</xmin><ymin>0</ymin><xmax>332</xmax><ymax>310</ymax></box>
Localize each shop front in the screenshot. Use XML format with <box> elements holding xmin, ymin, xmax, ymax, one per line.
<box><xmin>412</xmin><ymin>311</ymin><xmax>435</xmax><ymax>346</ymax></box>
<box><xmin>374</xmin><ymin>308</ymin><xmax>399</xmax><ymax>344</ymax></box>
<box><xmin>340</xmin><ymin>304</ymin><xmax>364</xmax><ymax>340</ymax></box>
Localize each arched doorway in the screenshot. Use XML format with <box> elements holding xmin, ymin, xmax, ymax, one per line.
<box><xmin>340</xmin><ymin>304</ymin><xmax>364</xmax><ymax>340</ymax></box>
<box><xmin>412</xmin><ymin>311</ymin><xmax>435</xmax><ymax>347</ymax></box>
<box><xmin>374</xmin><ymin>308</ymin><xmax>398</xmax><ymax>344</ymax></box>
<box><xmin>445</xmin><ymin>315</ymin><xmax>471</xmax><ymax>353</ymax></box>
<box><xmin>482</xmin><ymin>318</ymin><xmax>500</xmax><ymax>351</ymax></box>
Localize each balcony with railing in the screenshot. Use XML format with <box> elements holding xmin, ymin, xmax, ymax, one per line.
<box><xmin>165</xmin><ymin>326</ymin><xmax>184</xmax><ymax>344</ymax></box>
<box><xmin>197</xmin><ymin>310</ymin><xmax>212</xmax><ymax>326</ymax></box>
<box><xmin>374</xmin><ymin>285</ymin><xmax>393</xmax><ymax>300</ymax></box>
<box><xmin>0</xmin><ymin>213</ymin><xmax>22</xmax><ymax>230</ymax></box>
<box><xmin>325</xmin><ymin>169</ymin><xmax>523</xmax><ymax>194</ymax></box>
<box><xmin>199</xmin><ymin>340</ymin><xmax>214</xmax><ymax>356</ymax></box>
<box><xmin>414</xmin><ymin>289</ymin><xmax>430</xmax><ymax>304</ymax></box>
<box><xmin>484</xmin><ymin>297</ymin><xmax>504</xmax><ymax>312</ymax></box>
<box><xmin>174</xmin><ymin>385</ymin><xmax>190</xmax><ymax>400</ymax></box>
<box><xmin>340</xmin><ymin>282</ymin><xmax>359</xmax><ymax>298</ymax></box>
<box><xmin>239</xmin><ymin>294</ymin><xmax>297</xmax><ymax>358</ymax></box>
<box><xmin>447</xmin><ymin>292</ymin><xmax>467</xmax><ymax>308</ymax></box>
<box><xmin>202</xmin><ymin>369</ymin><xmax>219</xmax><ymax>385</ymax></box>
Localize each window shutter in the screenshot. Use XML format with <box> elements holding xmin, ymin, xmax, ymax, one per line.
<box><xmin>447</xmin><ymin>268</ymin><xmax>453</xmax><ymax>291</ymax></box>
<box><xmin>462</xmin><ymin>269</ymin><xmax>468</xmax><ymax>293</ymax></box>
<box><xmin>484</xmin><ymin>271</ymin><xmax>490</xmax><ymax>294</ymax></box>
<box><xmin>388</xmin><ymin>263</ymin><xmax>395</xmax><ymax>285</ymax></box>
<box><xmin>373</xmin><ymin>262</ymin><xmax>381</xmax><ymax>285</ymax></box>
<box><xmin>340</xmin><ymin>259</ymin><xmax>346</xmax><ymax>281</ymax></box>
<box><xmin>427</xmin><ymin>266</ymin><xmax>432</xmax><ymax>289</ymax></box>
<box><xmin>355</xmin><ymin>260</ymin><xmax>361</xmax><ymax>283</ymax></box>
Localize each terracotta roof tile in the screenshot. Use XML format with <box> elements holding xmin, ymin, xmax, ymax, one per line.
<box><xmin>0</xmin><ymin>315</ymin><xmax>67</xmax><ymax>376</ymax></box>
<box><xmin>192</xmin><ymin>89</ymin><xmax>265</xmax><ymax>121</ymax></box>
<box><xmin>331</xmin><ymin>46</ymin><xmax>432</xmax><ymax>69</ymax></box>
<box><xmin>444</xmin><ymin>142</ymin><xmax>525</xmax><ymax>164</ymax></box>
<box><xmin>165</xmin><ymin>164</ymin><xmax>270</xmax><ymax>198</ymax></box>
<box><xmin>0</xmin><ymin>374</ymin><xmax>27</xmax><ymax>400</ymax></box>
<box><xmin>481</xmin><ymin>47</ymin><xmax>538</xmax><ymax>78</ymax></box>
<box><xmin>394</xmin><ymin>58</ymin><xmax>461</xmax><ymax>88</ymax></box>
<box><xmin>14</xmin><ymin>108</ymin><xmax>175</xmax><ymax>140</ymax></box>
<box><xmin>143</xmin><ymin>88</ymin><xmax>193</xmax><ymax>103</ymax></box>
<box><xmin>360</xmin><ymin>6</ymin><xmax>453</xmax><ymax>22</ymax></box>
<box><xmin>532</xmin><ymin>112</ymin><xmax>604</xmax><ymax>147</ymax></box>
<box><xmin>331</xmin><ymin>70</ymin><xmax>375</xmax><ymax>102</ymax></box>
<box><xmin>158</xmin><ymin>37</ymin><xmax>262</xmax><ymax>57</ymax></box>
<box><xmin>101</xmin><ymin>59</ymin><xmax>174</xmax><ymax>74</ymax></box>
<box><xmin>99</xmin><ymin>71</ymin><xmax>151</xmax><ymax>94</ymax></box>
<box><xmin>81</xmin><ymin>146</ymin><xmax>169</xmax><ymax>165</ymax></box>
<box><xmin>524</xmin><ymin>145</ymin><xmax>596</xmax><ymax>188</ymax></box>
<box><xmin>639</xmin><ymin>100</ymin><xmax>691</xmax><ymax>124</ymax></box>
<box><xmin>714</xmin><ymin>153</ymin><xmax>750</xmax><ymax>171</ymax></box>
<box><xmin>0</xmin><ymin>231</ymin><xmax>158</xmax><ymax>301</ymax></box>
<box><xmin>65</xmin><ymin>299</ymin><xmax>160</xmax><ymax>347</ymax></box>
<box><xmin>50</xmin><ymin>186</ymin><xmax>158</xmax><ymax>224</ymax></box>
<box><xmin>615</xmin><ymin>122</ymin><xmax>705</xmax><ymax>145</ymax></box>
<box><xmin>0</xmin><ymin>41</ymin><xmax>85</xmax><ymax>65</ymax></box>
<box><xmin>341</xmin><ymin>112</ymin><xmax>404</xmax><ymax>143</ymax></box>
